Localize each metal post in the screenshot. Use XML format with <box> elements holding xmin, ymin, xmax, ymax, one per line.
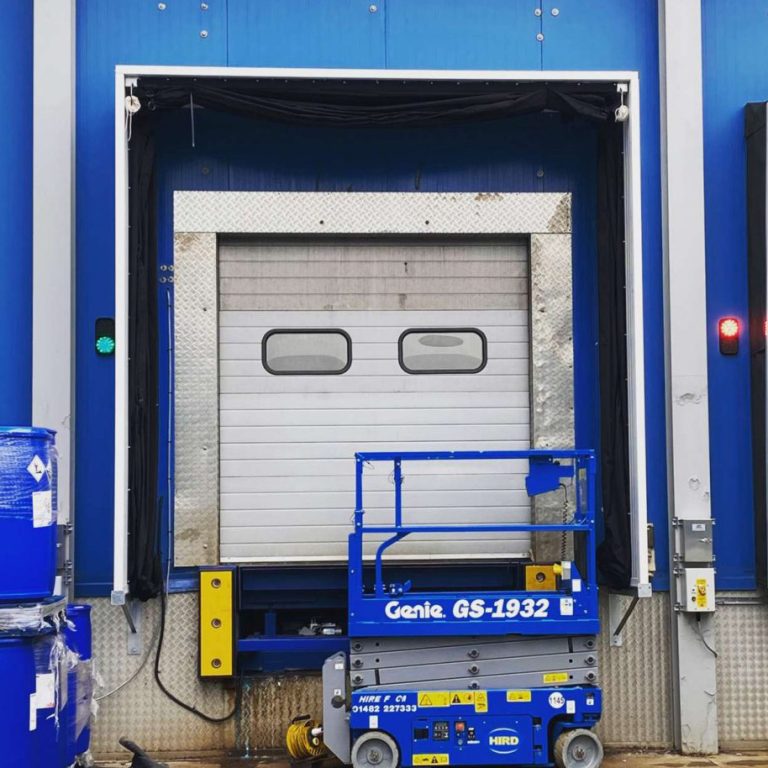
<box><xmin>659</xmin><ymin>0</ymin><xmax>718</xmax><ymax>753</ymax></box>
<box><xmin>33</xmin><ymin>0</ymin><xmax>76</xmax><ymax>596</ymax></box>
<box><xmin>355</xmin><ymin>454</ymin><xmax>364</xmax><ymax>524</ymax></box>
<box><xmin>586</xmin><ymin>455</ymin><xmax>597</xmax><ymax>587</ymax></box>
<box><xmin>349</xmin><ymin>455</ymin><xmax>366</xmax><ymax>609</ymax></box>
<box><xmin>394</xmin><ymin>458</ymin><xmax>403</xmax><ymax>528</ymax></box>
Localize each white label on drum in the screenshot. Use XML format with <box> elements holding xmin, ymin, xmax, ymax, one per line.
<box><xmin>27</xmin><ymin>455</ymin><xmax>46</xmax><ymax>483</ymax></box>
<box><xmin>36</xmin><ymin>672</ymin><xmax>56</xmax><ymax>709</ymax></box>
<box><xmin>29</xmin><ymin>694</ymin><xmax>37</xmax><ymax>731</ymax></box>
<box><xmin>32</xmin><ymin>490</ymin><xmax>53</xmax><ymax>528</ymax></box>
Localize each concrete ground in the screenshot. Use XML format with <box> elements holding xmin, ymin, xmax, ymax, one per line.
<box><xmin>95</xmin><ymin>752</ymin><xmax>768</xmax><ymax>768</ymax></box>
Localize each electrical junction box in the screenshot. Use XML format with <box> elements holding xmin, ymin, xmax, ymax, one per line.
<box><xmin>682</xmin><ymin>567</ymin><xmax>715</xmax><ymax>612</ymax></box>
<box><xmin>681</xmin><ymin>519</ymin><xmax>714</xmax><ymax>563</ymax></box>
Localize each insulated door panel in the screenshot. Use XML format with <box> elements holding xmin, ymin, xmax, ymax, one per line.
<box><xmin>217</xmin><ymin>239</ymin><xmax>531</xmax><ymax>562</ymax></box>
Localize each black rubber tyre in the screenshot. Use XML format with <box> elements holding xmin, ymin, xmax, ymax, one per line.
<box><xmin>351</xmin><ymin>731</ymin><xmax>400</xmax><ymax>768</ymax></box>
<box><xmin>553</xmin><ymin>728</ymin><xmax>604</xmax><ymax>768</ymax></box>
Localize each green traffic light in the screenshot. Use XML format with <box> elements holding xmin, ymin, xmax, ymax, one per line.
<box><xmin>96</xmin><ymin>335</ymin><xmax>116</xmax><ymax>355</ymax></box>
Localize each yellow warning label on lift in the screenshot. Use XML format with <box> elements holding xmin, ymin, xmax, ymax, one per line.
<box><xmin>413</xmin><ymin>755</ymin><xmax>449</xmax><ymax>765</ymax></box>
<box><xmin>474</xmin><ymin>691</ymin><xmax>489</xmax><ymax>713</ymax></box>
<box><xmin>543</xmin><ymin>672</ymin><xmax>569</xmax><ymax>684</ymax></box>
<box><xmin>696</xmin><ymin>578</ymin><xmax>708</xmax><ymax>608</ymax></box>
<box><xmin>449</xmin><ymin>691</ymin><xmax>475</xmax><ymax>705</ymax></box>
<box><xmin>417</xmin><ymin>692</ymin><xmax>450</xmax><ymax>708</ymax></box>
<box><xmin>507</xmin><ymin>690</ymin><xmax>533</xmax><ymax>702</ymax></box>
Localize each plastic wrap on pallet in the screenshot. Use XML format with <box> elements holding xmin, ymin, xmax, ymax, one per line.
<box><xmin>0</xmin><ymin>598</ymin><xmax>68</xmax><ymax>634</ymax></box>
<box><xmin>0</xmin><ymin>429</ymin><xmax>57</xmax><ymax>524</ymax></box>
<box><xmin>31</xmin><ymin>632</ymin><xmax>67</xmax><ymax>730</ymax></box>
<box><xmin>75</xmin><ymin>658</ymin><xmax>94</xmax><ymax>738</ymax></box>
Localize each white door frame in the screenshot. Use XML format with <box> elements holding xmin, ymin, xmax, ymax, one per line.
<box><xmin>112</xmin><ymin>66</ymin><xmax>648</xmax><ymax>604</ymax></box>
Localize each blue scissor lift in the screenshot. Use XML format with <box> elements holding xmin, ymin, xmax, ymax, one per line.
<box><xmin>320</xmin><ymin>450</ymin><xmax>603</xmax><ymax>768</ymax></box>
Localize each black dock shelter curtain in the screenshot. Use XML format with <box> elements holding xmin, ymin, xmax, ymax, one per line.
<box><xmin>745</xmin><ymin>103</ymin><xmax>767</xmax><ymax>585</ymax></box>
<box><xmin>127</xmin><ymin>120</ymin><xmax>162</xmax><ymax>601</ymax></box>
<box><xmin>595</xmin><ymin>121</ymin><xmax>631</xmax><ymax>588</ymax></box>
<box><xmin>126</xmin><ymin>77</ymin><xmax>632</xmax><ymax>597</ymax></box>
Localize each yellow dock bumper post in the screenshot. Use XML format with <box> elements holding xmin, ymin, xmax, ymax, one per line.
<box><xmin>525</xmin><ymin>564</ymin><xmax>558</xmax><ymax>591</ymax></box>
<box><xmin>199</xmin><ymin>566</ymin><xmax>236</xmax><ymax>678</ymax></box>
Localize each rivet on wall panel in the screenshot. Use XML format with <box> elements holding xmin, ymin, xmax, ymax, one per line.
<box><xmin>551</xmin><ymin>8</ymin><xmax>560</xmax><ymax>16</ymax></box>
<box><xmin>536</xmin><ymin>33</ymin><xmax>544</xmax><ymax>42</ymax></box>
<box><xmin>534</xmin><ymin>8</ymin><xmax>542</xmax><ymax>16</ymax></box>
<box><xmin>369</xmin><ymin>4</ymin><xmax>378</xmax><ymax>12</ymax></box>
<box><xmin>201</xmin><ymin>2</ymin><xmax>209</xmax><ymax>9</ymax></box>
<box><xmin>157</xmin><ymin>2</ymin><xmax>166</xmax><ymax>9</ymax></box>
<box><xmin>200</xmin><ymin>29</ymin><xmax>209</xmax><ymax>38</ymax></box>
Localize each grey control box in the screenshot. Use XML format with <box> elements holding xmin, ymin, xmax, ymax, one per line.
<box><xmin>681</xmin><ymin>519</ymin><xmax>714</xmax><ymax>563</ymax></box>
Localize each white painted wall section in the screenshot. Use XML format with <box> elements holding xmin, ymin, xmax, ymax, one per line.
<box><xmin>33</xmin><ymin>0</ymin><xmax>75</xmax><ymax>535</ymax></box>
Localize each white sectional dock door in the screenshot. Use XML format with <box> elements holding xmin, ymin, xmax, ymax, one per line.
<box><xmin>217</xmin><ymin>237</ymin><xmax>532</xmax><ymax>562</ymax></box>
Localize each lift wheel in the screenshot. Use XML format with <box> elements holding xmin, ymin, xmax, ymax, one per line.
<box><xmin>553</xmin><ymin>729</ymin><xmax>604</xmax><ymax>768</ymax></box>
<box><xmin>351</xmin><ymin>731</ymin><xmax>400</xmax><ymax>768</ymax></box>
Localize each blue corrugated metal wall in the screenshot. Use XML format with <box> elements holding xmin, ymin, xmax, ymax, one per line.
<box><xmin>0</xmin><ymin>1</ymin><xmax>33</xmax><ymax>426</ymax></box>
<box><xmin>72</xmin><ymin>0</ymin><xmax>758</xmax><ymax>595</ymax></box>
<box><xmin>701</xmin><ymin>0</ymin><xmax>768</xmax><ymax>587</ymax></box>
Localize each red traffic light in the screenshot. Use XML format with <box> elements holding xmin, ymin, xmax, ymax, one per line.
<box><xmin>718</xmin><ymin>317</ymin><xmax>739</xmax><ymax>355</ymax></box>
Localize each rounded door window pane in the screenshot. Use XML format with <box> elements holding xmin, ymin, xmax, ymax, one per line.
<box><xmin>263</xmin><ymin>330</ymin><xmax>351</xmax><ymax>375</ymax></box>
<box><xmin>399</xmin><ymin>329</ymin><xmax>487</xmax><ymax>374</ymax></box>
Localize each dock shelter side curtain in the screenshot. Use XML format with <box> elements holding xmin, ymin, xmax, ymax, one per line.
<box><xmin>746</xmin><ymin>103</ymin><xmax>767</xmax><ymax>585</ymax></box>
<box><xmin>126</xmin><ymin>78</ymin><xmax>631</xmax><ymax>598</ymax></box>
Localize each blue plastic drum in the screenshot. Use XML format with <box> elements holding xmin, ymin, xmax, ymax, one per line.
<box><xmin>0</xmin><ymin>635</ymin><xmax>39</xmax><ymax>764</ymax></box>
<box><xmin>0</xmin><ymin>632</ymin><xmax>61</xmax><ymax>767</ymax></box>
<box><xmin>0</xmin><ymin>427</ymin><xmax>58</xmax><ymax>602</ymax></box>
<box><xmin>64</xmin><ymin>604</ymin><xmax>93</xmax><ymax>760</ymax></box>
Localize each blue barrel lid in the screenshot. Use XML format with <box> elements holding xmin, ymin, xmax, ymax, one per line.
<box><xmin>0</xmin><ymin>426</ymin><xmax>56</xmax><ymax>439</ymax></box>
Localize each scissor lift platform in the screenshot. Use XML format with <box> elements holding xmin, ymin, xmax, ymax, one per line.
<box><xmin>318</xmin><ymin>450</ymin><xmax>604</xmax><ymax>768</ymax></box>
